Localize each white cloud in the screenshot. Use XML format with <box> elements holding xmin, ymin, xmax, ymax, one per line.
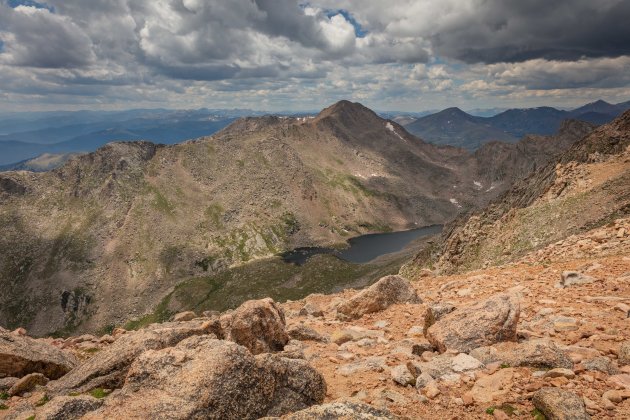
<box><xmin>0</xmin><ymin>0</ymin><xmax>628</xmax><ymax>111</ymax></box>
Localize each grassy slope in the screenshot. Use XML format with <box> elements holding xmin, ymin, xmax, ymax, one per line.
<box><xmin>124</xmin><ymin>252</ymin><xmax>408</xmax><ymax>330</ymax></box>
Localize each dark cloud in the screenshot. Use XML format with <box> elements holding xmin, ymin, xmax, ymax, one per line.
<box><xmin>429</xmin><ymin>0</ymin><xmax>630</xmax><ymax>63</ymax></box>
<box><xmin>0</xmin><ymin>2</ymin><xmax>95</xmax><ymax>68</ymax></box>
<box><xmin>0</xmin><ymin>0</ymin><xmax>629</xmax><ymax>111</ymax></box>
<box><xmin>489</xmin><ymin>56</ymin><xmax>630</xmax><ymax>90</ymax></box>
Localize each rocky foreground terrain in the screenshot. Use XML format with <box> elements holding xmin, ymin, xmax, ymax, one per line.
<box><xmin>1</xmin><ymin>215</ymin><xmax>629</xmax><ymax>419</ymax></box>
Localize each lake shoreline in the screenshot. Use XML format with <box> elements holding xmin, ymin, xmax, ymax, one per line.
<box><xmin>281</xmin><ymin>224</ymin><xmax>443</xmax><ymax>265</ymax></box>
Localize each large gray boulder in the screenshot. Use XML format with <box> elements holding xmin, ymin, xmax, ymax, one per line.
<box><xmin>220</xmin><ymin>298</ymin><xmax>290</xmax><ymax>355</ymax></box>
<box><xmin>84</xmin><ymin>336</ymin><xmax>325</xmax><ymax>420</ymax></box>
<box><xmin>532</xmin><ymin>388</ymin><xmax>590</xmax><ymax>420</ymax></box>
<box><xmin>256</xmin><ymin>353</ymin><xmax>327</xmax><ymax>416</ymax></box>
<box><xmin>558</xmin><ymin>271</ymin><xmax>596</xmax><ymax>288</ymax></box>
<box><xmin>47</xmin><ymin>319</ymin><xmax>219</xmax><ymax>395</ymax></box>
<box><xmin>336</xmin><ymin>275</ymin><xmax>421</xmax><ymax>321</ymax></box>
<box><xmin>8</xmin><ymin>372</ymin><xmax>48</xmax><ymax>396</ymax></box>
<box><xmin>410</xmin><ymin>353</ymin><xmax>483</xmax><ymax>380</ymax></box>
<box><xmin>424</xmin><ymin>303</ymin><xmax>456</xmax><ymax>331</ymax></box>
<box><xmin>287</xmin><ymin>325</ymin><xmax>328</xmax><ymax>343</ymax></box>
<box><xmin>262</xmin><ymin>401</ymin><xmax>400</xmax><ymax>419</ymax></box>
<box><xmin>425</xmin><ymin>293</ymin><xmax>519</xmax><ymax>353</ymax></box>
<box><xmin>0</xmin><ymin>330</ymin><xmax>78</xmax><ymax>379</ymax></box>
<box><xmin>37</xmin><ymin>396</ymin><xmax>103</xmax><ymax>420</ymax></box>
<box><xmin>470</xmin><ymin>339</ymin><xmax>573</xmax><ymax>369</ymax></box>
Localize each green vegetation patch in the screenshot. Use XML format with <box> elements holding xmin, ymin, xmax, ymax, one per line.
<box><xmin>124</xmin><ymin>295</ymin><xmax>173</xmax><ymax>331</ymax></box>
<box><xmin>357</xmin><ymin>221</ymin><xmax>393</xmax><ymax>233</ymax></box>
<box><xmin>159</xmin><ymin>245</ymin><xmax>184</xmax><ymax>274</ymax></box>
<box><xmin>35</xmin><ymin>394</ymin><xmax>50</xmax><ymax>406</ymax></box>
<box><xmin>486</xmin><ymin>404</ymin><xmax>517</xmax><ymax>417</ymax></box>
<box><xmin>148</xmin><ymin>185</ymin><xmax>175</xmax><ymax>215</ymax></box>
<box><xmin>149</xmin><ymin>251</ymin><xmax>407</xmax><ymax>317</ymax></box>
<box><xmin>531</xmin><ymin>408</ymin><xmax>547</xmax><ymax>420</ymax></box>
<box><xmin>89</xmin><ymin>388</ymin><xmax>111</xmax><ymax>399</ymax></box>
<box><xmin>205</xmin><ymin>203</ymin><xmax>224</xmax><ymax>229</ymax></box>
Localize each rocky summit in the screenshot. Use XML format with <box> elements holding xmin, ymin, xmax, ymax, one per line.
<box><xmin>0</xmin><ymin>111</ymin><xmax>629</xmax><ymax>420</ymax></box>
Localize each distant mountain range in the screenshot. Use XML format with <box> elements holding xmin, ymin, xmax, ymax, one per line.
<box><xmin>1</xmin><ymin>99</ymin><xmax>628</xmax><ymax>168</ymax></box>
<box><xmin>402</xmin><ymin>99</ymin><xmax>630</xmax><ymax>150</ymax></box>
<box><xmin>0</xmin><ymin>109</ymin><xmax>269</xmax><ymax>166</ymax></box>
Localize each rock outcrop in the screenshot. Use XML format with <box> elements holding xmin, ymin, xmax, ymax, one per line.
<box><xmin>8</xmin><ymin>372</ymin><xmax>48</xmax><ymax>396</ymax></box>
<box><xmin>47</xmin><ymin>319</ymin><xmax>218</xmax><ymax>395</ymax></box>
<box><xmin>336</xmin><ymin>275</ymin><xmax>421</xmax><ymax>320</ymax></box>
<box><xmin>425</xmin><ymin>293</ymin><xmax>520</xmax><ymax>353</ymax></box>
<box><xmin>558</xmin><ymin>271</ymin><xmax>596</xmax><ymax>288</ymax></box>
<box><xmin>84</xmin><ymin>336</ymin><xmax>325</xmax><ymax>419</ymax></box>
<box><xmin>37</xmin><ymin>396</ymin><xmax>104</xmax><ymax>420</ymax></box>
<box><xmin>532</xmin><ymin>388</ymin><xmax>590</xmax><ymax>420</ymax></box>
<box><xmin>470</xmin><ymin>339</ymin><xmax>573</xmax><ymax>369</ymax></box>
<box><xmin>256</xmin><ymin>353</ymin><xmax>327</xmax><ymax>416</ymax></box>
<box><xmin>0</xmin><ymin>330</ymin><xmax>78</xmax><ymax>379</ymax></box>
<box><xmin>220</xmin><ymin>298</ymin><xmax>290</xmax><ymax>354</ymax></box>
<box><xmin>262</xmin><ymin>401</ymin><xmax>399</xmax><ymax>419</ymax></box>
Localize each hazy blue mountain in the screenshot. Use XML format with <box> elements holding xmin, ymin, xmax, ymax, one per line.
<box><xmin>405</xmin><ymin>99</ymin><xmax>630</xmax><ymax>150</ymax></box>
<box><xmin>405</xmin><ymin>107</ymin><xmax>517</xmax><ymax>149</ymax></box>
<box><xmin>0</xmin><ymin>109</ymin><xmax>252</xmax><ymax>165</ymax></box>
<box><xmin>486</xmin><ymin>106</ymin><xmax>568</xmax><ymax>137</ymax></box>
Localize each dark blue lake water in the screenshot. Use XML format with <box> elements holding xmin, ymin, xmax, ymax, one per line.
<box><xmin>281</xmin><ymin>225</ymin><xmax>442</xmax><ymax>265</ymax></box>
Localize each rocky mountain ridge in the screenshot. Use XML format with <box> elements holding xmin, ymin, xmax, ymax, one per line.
<box><xmin>429</xmin><ymin>110</ymin><xmax>630</xmax><ymax>274</ymax></box>
<box><xmin>0</xmin><ymin>101</ymin><xmax>595</xmax><ymax>337</ymax></box>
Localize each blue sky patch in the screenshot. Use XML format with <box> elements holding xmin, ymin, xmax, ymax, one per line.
<box><xmin>327</xmin><ymin>9</ymin><xmax>368</xmax><ymax>38</ymax></box>
<box><xmin>8</xmin><ymin>0</ymin><xmax>54</xmax><ymax>12</ymax></box>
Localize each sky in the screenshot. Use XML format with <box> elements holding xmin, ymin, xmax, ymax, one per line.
<box><xmin>1</xmin><ymin>0</ymin><xmax>630</xmax><ymax>112</ymax></box>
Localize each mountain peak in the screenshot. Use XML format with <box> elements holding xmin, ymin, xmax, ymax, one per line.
<box><xmin>316</xmin><ymin>100</ymin><xmax>375</xmax><ymax>118</ymax></box>
<box><xmin>437</xmin><ymin>107</ymin><xmax>474</xmax><ymax>119</ymax></box>
<box><xmin>313</xmin><ymin>100</ymin><xmax>381</xmax><ymax>127</ymax></box>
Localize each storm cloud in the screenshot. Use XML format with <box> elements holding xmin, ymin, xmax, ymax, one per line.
<box><xmin>426</xmin><ymin>0</ymin><xmax>630</xmax><ymax>64</ymax></box>
<box><xmin>0</xmin><ymin>0</ymin><xmax>629</xmax><ymax>111</ymax></box>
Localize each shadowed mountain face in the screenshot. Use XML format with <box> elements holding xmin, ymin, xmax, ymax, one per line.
<box><xmin>474</xmin><ymin>119</ymin><xmax>596</xmax><ymax>185</ymax></box>
<box><xmin>405</xmin><ymin>100</ymin><xmax>630</xmax><ymax>150</ymax></box>
<box><xmin>0</xmin><ymin>101</ymin><xmax>590</xmax><ymax>335</ymax></box>
<box><xmin>424</xmin><ymin>110</ymin><xmax>630</xmax><ymax>274</ymax></box>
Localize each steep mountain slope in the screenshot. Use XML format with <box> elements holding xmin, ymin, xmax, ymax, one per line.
<box><xmin>0</xmin><ymin>101</ymin><xmax>502</xmax><ymax>336</ymax></box>
<box><xmin>474</xmin><ymin>119</ymin><xmax>595</xmax><ymax>187</ymax></box>
<box><xmin>405</xmin><ymin>107</ymin><xmax>517</xmax><ymax>149</ymax></box>
<box><xmin>424</xmin><ymin>110</ymin><xmax>630</xmax><ymax>274</ymax></box>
